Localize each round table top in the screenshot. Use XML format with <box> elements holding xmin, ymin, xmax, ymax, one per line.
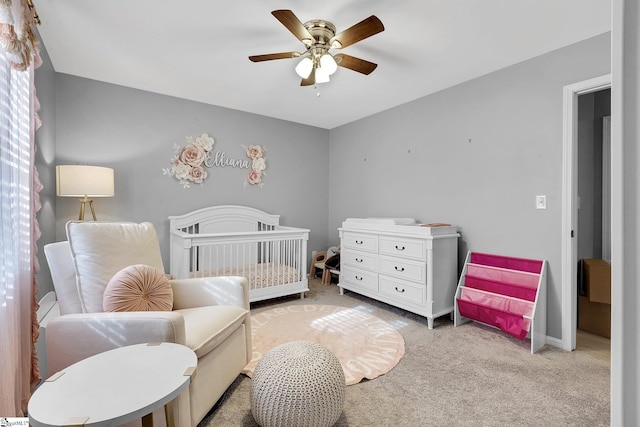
<box><xmin>28</xmin><ymin>342</ymin><xmax>197</xmax><ymax>427</ymax></box>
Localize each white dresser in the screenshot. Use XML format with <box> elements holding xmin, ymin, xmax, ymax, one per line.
<box><xmin>338</xmin><ymin>218</ymin><xmax>460</xmax><ymax>329</ymax></box>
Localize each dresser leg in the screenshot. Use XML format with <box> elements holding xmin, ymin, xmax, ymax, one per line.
<box><xmin>427</xmin><ymin>317</ymin><xmax>434</xmax><ymax>329</ymax></box>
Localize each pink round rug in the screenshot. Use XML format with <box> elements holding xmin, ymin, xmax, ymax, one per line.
<box><xmin>242</xmin><ymin>304</ymin><xmax>405</xmax><ymax>385</ymax></box>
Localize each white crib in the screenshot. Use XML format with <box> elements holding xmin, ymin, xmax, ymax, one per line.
<box><xmin>169</xmin><ymin>205</ymin><xmax>310</xmax><ymax>303</ymax></box>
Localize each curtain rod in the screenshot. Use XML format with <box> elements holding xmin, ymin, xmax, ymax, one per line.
<box><xmin>26</xmin><ymin>0</ymin><xmax>40</xmax><ymax>25</ymax></box>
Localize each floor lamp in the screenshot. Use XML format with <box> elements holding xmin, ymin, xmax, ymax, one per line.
<box><xmin>56</xmin><ymin>165</ymin><xmax>115</xmax><ymax>220</ymax></box>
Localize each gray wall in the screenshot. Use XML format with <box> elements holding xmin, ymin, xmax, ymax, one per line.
<box><xmin>328</xmin><ymin>33</ymin><xmax>611</xmax><ymax>340</ymax></box>
<box><xmin>34</xmin><ymin>31</ymin><xmax>57</xmax><ymax>299</ymax></box>
<box><xmin>51</xmin><ymin>75</ymin><xmax>330</xmax><ymax>276</ymax></box>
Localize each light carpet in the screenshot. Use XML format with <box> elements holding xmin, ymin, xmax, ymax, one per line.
<box><xmin>200</xmin><ymin>278</ymin><xmax>610</xmax><ymax>426</ymax></box>
<box><xmin>242</xmin><ymin>304</ymin><xmax>405</xmax><ymax>385</ymax></box>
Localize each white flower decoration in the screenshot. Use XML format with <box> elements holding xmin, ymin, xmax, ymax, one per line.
<box><xmin>196</xmin><ymin>133</ymin><xmax>215</xmax><ymax>152</ymax></box>
<box><xmin>252</xmin><ymin>158</ymin><xmax>267</xmax><ymax>172</ymax></box>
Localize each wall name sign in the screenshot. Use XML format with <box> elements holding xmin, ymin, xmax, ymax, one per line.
<box><xmin>205</xmin><ymin>150</ymin><xmax>251</xmax><ymax>169</ymax></box>
<box><xmin>162</xmin><ymin>133</ymin><xmax>267</xmax><ymax>189</ymax></box>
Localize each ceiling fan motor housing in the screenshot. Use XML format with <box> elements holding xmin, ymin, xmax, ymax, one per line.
<box><xmin>303</xmin><ymin>20</ymin><xmax>336</xmax><ymax>48</ymax></box>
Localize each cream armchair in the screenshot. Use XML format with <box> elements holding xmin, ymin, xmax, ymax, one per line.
<box><xmin>43</xmin><ymin>221</ymin><xmax>252</xmax><ymax>427</ymax></box>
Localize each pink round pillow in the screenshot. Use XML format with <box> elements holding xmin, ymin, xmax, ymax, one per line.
<box><xmin>103</xmin><ymin>264</ymin><xmax>173</xmax><ymax>312</ymax></box>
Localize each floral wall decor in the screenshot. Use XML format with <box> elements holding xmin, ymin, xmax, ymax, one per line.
<box><xmin>242</xmin><ymin>144</ymin><xmax>267</xmax><ymax>188</ymax></box>
<box><xmin>162</xmin><ymin>133</ymin><xmax>215</xmax><ymax>188</ymax></box>
<box><xmin>162</xmin><ymin>133</ymin><xmax>268</xmax><ymax>188</ymax></box>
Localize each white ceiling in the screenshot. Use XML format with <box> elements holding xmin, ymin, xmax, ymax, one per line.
<box><xmin>35</xmin><ymin>1</ymin><xmax>611</xmax><ymax>129</ymax></box>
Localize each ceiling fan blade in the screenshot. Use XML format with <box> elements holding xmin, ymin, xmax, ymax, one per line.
<box><xmin>330</xmin><ymin>15</ymin><xmax>384</xmax><ymax>49</ymax></box>
<box><xmin>272</xmin><ymin>9</ymin><xmax>316</xmax><ymax>45</ymax></box>
<box><xmin>301</xmin><ymin>73</ymin><xmax>316</xmax><ymax>86</ymax></box>
<box><xmin>249</xmin><ymin>52</ymin><xmax>301</xmax><ymax>62</ymax></box>
<box><xmin>334</xmin><ymin>54</ymin><xmax>378</xmax><ymax>75</ymax></box>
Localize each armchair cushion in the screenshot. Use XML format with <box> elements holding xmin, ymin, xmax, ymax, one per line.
<box><xmin>43</xmin><ymin>241</ymin><xmax>83</xmax><ymax>315</ymax></box>
<box><xmin>170</xmin><ymin>276</ymin><xmax>249</xmax><ymax>310</ymax></box>
<box><xmin>178</xmin><ymin>305</ymin><xmax>249</xmax><ymax>358</ymax></box>
<box><xmin>103</xmin><ymin>264</ymin><xmax>173</xmax><ymax>312</ymax></box>
<box><xmin>66</xmin><ymin>221</ymin><xmax>165</xmax><ymax>313</ymax></box>
<box><xmin>46</xmin><ymin>311</ymin><xmax>187</xmax><ymax>374</ymax></box>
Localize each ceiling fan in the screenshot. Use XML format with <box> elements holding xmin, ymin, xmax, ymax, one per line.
<box><xmin>249</xmin><ymin>10</ymin><xmax>384</xmax><ymax>86</ymax></box>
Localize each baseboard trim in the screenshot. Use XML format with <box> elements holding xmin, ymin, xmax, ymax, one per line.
<box><xmin>545</xmin><ymin>335</ymin><xmax>563</xmax><ymax>350</ymax></box>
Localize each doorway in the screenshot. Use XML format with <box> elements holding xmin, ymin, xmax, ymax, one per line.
<box><xmin>575</xmin><ymin>89</ymin><xmax>611</xmax><ymax>358</ymax></box>
<box><xmin>577</xmin><ymin>91</ymin><xmax>611</xmax><ymax>263</ymax></box>
<box><xmin>561</xmin><ymin>74</ymin><xmax>611</xmax><ymax>352</ymax></box>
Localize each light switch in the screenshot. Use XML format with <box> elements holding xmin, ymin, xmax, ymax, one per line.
<box><xmin>536</xmin><ymin>195</ymin><xmax>547</xmax><ymax>210</ymax></box>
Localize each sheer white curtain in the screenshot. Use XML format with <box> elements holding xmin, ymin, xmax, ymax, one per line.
<box><xmin>0</xmin><ymin>0</ymin><xmax>42</xmax><ymax>415</ymax></box>
<box><xmin>0</xmin><ymin>48</ymin><xmax>38</xmax><ymax>417</ymax></box>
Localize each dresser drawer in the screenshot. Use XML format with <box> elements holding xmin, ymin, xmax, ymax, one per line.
<box><xmin>342</xmin><ymin>232</ymin><xmax>378</xmax><ymax>253</ymax></box>
<box><xmin>379</xmin><ymin>236</ymin><xmax>426</xmax><ymax>261</ymax></box>
<box><xmin>340</xmin><ymin>266</ymin><xmax>378</xmax><ymax>292</ymax></box>
<box><xmin>342</xmin><ymin>249</ymin><xmax>378</xmax><ymax>271</ymax></box>
<box><xmin>379</xmin><ymin>255</ymin><xmax>425</xmax><ymax>283</ymax></box>
<box><xmin>379</xmin><ymin>275</ymin><xmax>424</xmax><ymax>305</ymax></box>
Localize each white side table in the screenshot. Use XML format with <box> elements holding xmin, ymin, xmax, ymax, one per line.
<box><xmin>28</xmin><ymin>342</ymin><xmax>197</xmax><ymax>427</ymax></box>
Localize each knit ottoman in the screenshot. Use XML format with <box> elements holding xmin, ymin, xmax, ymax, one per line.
<box><xmin>250</xmin><ymin>341</ymin><xmax>346</xmax><ymax>427</ymax></box>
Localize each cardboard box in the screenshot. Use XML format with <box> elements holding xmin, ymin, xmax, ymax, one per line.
<box><xmin>578</xmin><ymin>295</ymin><xmax>611</xmax><ymax>338</ymax></box>
<box><xmin>583</xmin><ymin>258</ymin><xmax>611</xmax><ymax>304</ymax></box>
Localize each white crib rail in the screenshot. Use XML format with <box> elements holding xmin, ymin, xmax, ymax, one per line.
<box><xmin>170</xmin><ymin>226</ymin><xmax>309</xmax><ymax>300</ymax></box>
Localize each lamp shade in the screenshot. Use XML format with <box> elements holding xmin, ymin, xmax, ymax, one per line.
<box><xmin>56</xmin><ymin>165</ymin><xmax>115</xmax><ymax>197</ymax></box>
<box><xmin>295</xmin><ymin>57</ymin><xmax>313</xmax><ymax>79</ymax></box>
<box><xmin>315</xmin><ymin>67</ymin><xmax>330</xmax><ymax>84</ymax></box>
<box><xmin>320</xmin><ymin>53</ymin><xmax>338</xmax><ymax>75</ymax></box>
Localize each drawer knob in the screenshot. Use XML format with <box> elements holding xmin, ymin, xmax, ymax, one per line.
<box><xmin>355</xmin><ymin>258</ymin><xmax>363</xmax><ymax>263</ymax></box>
<box><xmin>394</xmin><ymin>266</ymin><xmax>405</xmax><ymax>272</ymax></box>
<box><xmin>395</xmin><ymin>245</ymin><xmax>405</xmax><ymax>251</ymax></box>
<box><xmin>395</xmin><ymin>287</ymin><xmax>405</xmax><ymax>293</ymax></box>
<box><xmin>355</xmin><ymin>240</ymin><xmax>364</xmax><ymax>245</ymax></box>
<box><xmin>355</xmin><ymin>275</ymin><xmax>363</xmax><ymax>281</ymax></box>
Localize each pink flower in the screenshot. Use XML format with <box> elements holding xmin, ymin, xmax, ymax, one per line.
<box><xmin>189</xmin><ymin>165</ymin><xmax>207</xmax><ymax>183</ymax></box>
<box><xmin>247</xmin><ymin>169</ymin><xmax>262</xmax><ymax>185</ymax></box>
<box><xmin>246</xmin><ymin>145</ymin><xmax>264</xmax><ymax>160</ymax></box>
<box><xmin>180</xmin><ymin>143</ymin><xmax>207</xmax><ymax>166</ymax></box>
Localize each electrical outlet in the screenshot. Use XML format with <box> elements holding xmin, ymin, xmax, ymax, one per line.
<box><xmin>536</xmin><ymin>195</ymin><xmax>547</xmax><ymax>209</ymax></box>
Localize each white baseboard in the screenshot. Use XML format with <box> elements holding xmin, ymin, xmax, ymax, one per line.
<box><xmin>545</xmin><ymin>335</ymin><xmax>563</xmax><ymax>350</ymax></box>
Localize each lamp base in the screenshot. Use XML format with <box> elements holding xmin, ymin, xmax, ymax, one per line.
<box><xmin>78</xmin><ymin>197</ymin><xmax>96</xmax><ymax>221</ymax></box>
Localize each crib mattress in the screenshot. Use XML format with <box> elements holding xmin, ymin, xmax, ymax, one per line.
<box><xmin>189</xmin><ymin>262</ymin><xmax>300</xmax><ymax>289</ymax></box>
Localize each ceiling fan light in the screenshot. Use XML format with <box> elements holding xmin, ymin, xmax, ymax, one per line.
<box><xmin>320</xmin><ymin>53</ymin><xmax>338</xmax><ymax>75</ymax></box>
<box><xmin>295</xmin><ymin>57</ymin><xmax>313</xmax><ymax>78</ymax></box>
<box><xmin>315</xmin><ymin>67</ymin><xmax>330</xmax><ymax>84</ymax></box>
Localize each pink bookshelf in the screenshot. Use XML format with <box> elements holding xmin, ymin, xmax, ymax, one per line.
<box><xmin>454</xmin><ymin>251</ymin><xmax>547</xmax><ymax>354</ymax></box>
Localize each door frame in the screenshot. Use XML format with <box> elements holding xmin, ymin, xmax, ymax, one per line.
<box><xmin>561</xmin><ymin>74</ymin><xmax>611</xmax><ymax>351</ymax></box>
